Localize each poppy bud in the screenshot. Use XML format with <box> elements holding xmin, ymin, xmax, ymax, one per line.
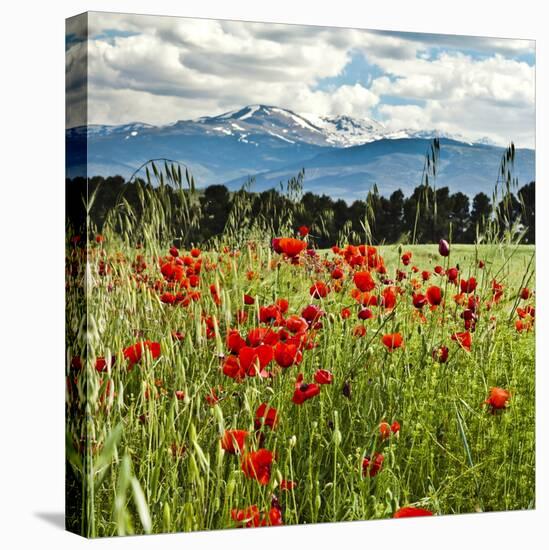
<box><xmin>438</xmin><ymin>239</ymin><xmax>450</xmax><ymax>257</ymax></box>
<box><xmin>342</xmin><ymin>380</ymin><xmax>352</xmax><ymax>399</ymax></box>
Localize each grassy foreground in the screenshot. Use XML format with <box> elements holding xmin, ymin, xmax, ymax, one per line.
<box><xmin>66</xmin><ymin>239</ymin><xmax>535</xmax><ymax>536</ymax></box>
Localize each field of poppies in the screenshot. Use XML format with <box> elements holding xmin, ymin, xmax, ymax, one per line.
<box><xmin>66</xmin><ymin>218</ymin><xmax>535</xmax><ymax>536</ymax></box>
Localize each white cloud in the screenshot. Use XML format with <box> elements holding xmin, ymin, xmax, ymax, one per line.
<box><xmin>65</xmin><ymin>12</ymin><xmax>535</xmax><ymax>147</ymax></box>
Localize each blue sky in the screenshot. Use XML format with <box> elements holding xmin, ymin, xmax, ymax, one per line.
<box><xmin>66</xmin><ymin>13</ymin><xmax>535</xmax><ymax>147</ymax></box>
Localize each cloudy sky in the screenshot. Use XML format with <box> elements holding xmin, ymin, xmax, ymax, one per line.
<box><xmin>66</xmin><ymin>12</ymin><xmax>535</xmax><ymax>147</ymax></box>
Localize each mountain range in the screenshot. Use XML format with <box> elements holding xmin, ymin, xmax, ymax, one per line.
<box><xmin>66</xmin><ymin>104</ymin><xmax>535</xmax><ymax>201</ymax></box>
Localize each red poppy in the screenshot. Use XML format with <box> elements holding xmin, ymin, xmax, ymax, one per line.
<box><xmin>238</xmin><ymin>345</ymin><xmax>274</xmax><ymax>376</ymax></box>
<box><xmin>241</xmin><ymin>449</ymin><xmax>274</xmax><ymax>485</ymax></box>
<box><xmin>298</xmin><ymin>225</ymin><xmax>309</xmax><ymax>237</ymax></box>
<box><xmin>393</xmin><ymin>506</ymin><xmax>434</xmax><ymax>518</ymax></box>
<box><xmin>381</xmin><ymin>287</ymin><xmax>397</xmax><ymax>309</ymax></box>
<box><xmin>412</xmin><ymin>293</ymin><xmax>427</xmax><ymax>309</ymax></box>
<box><xmin>460</xmin><ymin>277</ymin><xmax>477</xmax><ymax>294</ymax></box>
<box><xmin>227</xmin><ymin>329</ymin><xmax>246</xmax><ymax>354</ymax></box>
<box><xmin>379</xmin><ymin>420</ymin><xmax>400</xmax><ymax>439</ymax></box>
<box><xmin>484</xmin><ymin>387</ymin><xmax>510</xmax><ymax>410</ymax></box>
<box><xmin>123</xmin><ymin>341</ymin><xmax>161</xmax><ymax>369</ymax></box>
<box><xmin>353</xmin><ymin>324</ymin><xmax>367</xmax><ymax>337</ymax></box>
<box><xmin>426</xmin><ymin>286</ymin><xmax>443</xmax><ymax>306</ymax></box>
<box><xmin>94</xmin><ymin>356</ymin><xmax>115</xmax><ymax>373</ymax></box>
<box><xmin>280</xmin><ymin>479</ymin><xmax>297</xmax><ymax>491</ymax></box>
<box><xmin>278</xmin><ymin>238</ymin><xmax>307</xmax><ymax>258</ymax></box>
<box><xmin>244</xmin><ymin>293</ymin><xmax>255</xmax><ymax>305</ymax></box>
<box><xmin>331</xmin><ymin>267</ymin><xmax>345</xmax><ymax>280</ymax></box>
<box><xmin>358</xmin><ymin>307</ymin><xmax>374</xmax><ymax>320</ymax></box>
<box><xmin>421</xmin><ymin>270</ymin><xmax>431</xmax><ymax>281</ymax></box>
<box><xmin>292</xmin><ymin>373</ymin><xmax>321</xmax><ymax>404</ymax></box>
<box><xmin>276</xmin><ymin>298</ymin><xmax>289</xmax><ymax>313</ymax></box>
<box><xmin>231</xmin><ymin>505</ymin><xmax>282</xmax><ymax>528</ymax></box>
<box><xmin>341</xmin><ymin>307</ymin><xmax>351</xmax><ymax>320</ymax></box>
<box><xmin>314</xmin><ymin>369</ymin><xmax>333</xmax><ymax>384</ymax></box>
<box><xmin>401</xmin><ymin>251</ymin><xmax>412</xmax><ymax>266</ymax></box>
<box><xmin>255</xmin><ymin>403</ymin><xmax>278</xmax><ymax>430</ymax></box>
<box><xmin>362</xmin><ymin>452</ymin><xmax>384</xmax><ymax>477</ymax></box>
<box><xmin>451</xmin><ymin>331</ymin><xmax>472</xmax><ymax>352</ymax></box>
<box><xmin>301</xmin><ymin>304</ymin><xmax>324</xmax><ymax>323</ymax></box>
<box><xmin>221</xmin><ymin>430</ymin><xmax>248</xmax><ymax>454</ymax></box>
<box><xmin>169</xmin><ymin>245</ymin><xmax>179</xmax><ymax>257</ymax></box>
<box><xmin>259</xmin><ymin>304</ymin><xmax>283</xmax><ymax>324</ymax></box>
<box><xmin>520</xmin><ymin>288</ymin><xmax>531</xmax><ymax>300</ymax></box>
<box><xmin>434</xmin><ymin>265</ymin><xmax>445</xmax><ymax>276</ymax></box>
<box><xmin>432</xmin><ymin>345</ymin><xmax>449</xmax><ymax>363</ymax></box>
<box><xmin>354</xmin><ymin>271</ymin><xmax>376</xmax><ymax>292</ymax></box>
<box><xmin>447</xmin><ymin>267</ymin><xmax>459</xmax><ymax>284</ymax></box>
<box><xmin>310</xmin><ymin>281</ymin><xmax>330</xmax><ymax>299</ymax></box>
<box><xmin>382</xmin><ymin>333</ymin><xmax>404</xmax><ymax>351</ymax></box>
<box><xmin>247</xmin><ymin>328</ymin><xmax>279</xmax><ymax>347</ymax></box>
<box><xmin>190</xmin><ymin>248</ymin><xmax>201</xmax><ymax>258</ymax></box>
<box><xmin>274</xmin><ymin>341</ymin><xmax>302</xmax><ymax>368</ymax></box>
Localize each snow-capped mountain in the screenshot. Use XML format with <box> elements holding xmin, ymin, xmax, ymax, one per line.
<box><xmin>66</xmin><ymin>104</ymin><xmax>533</xmax><ymax>200</ymax></box>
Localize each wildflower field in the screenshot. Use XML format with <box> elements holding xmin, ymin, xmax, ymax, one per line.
<box><xmin>66</xmin><ymin>163</ymin><xmax>535</xmax><ymax>537</ymax></box>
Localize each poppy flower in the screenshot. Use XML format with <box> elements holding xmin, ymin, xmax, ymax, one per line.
<box><xmin>438</xmin><ymin>239</ymin><xmax>450</xmax><ymax>257</ymax></box>
<box><xmin>432</xmin><ymin>345</ymin><xmax>449</xmax><ymax>363</ymax></box>
<box><xmin>276</xmin><ymin>298</ymin><xmax>289</xmax><ymax>313</ymax></box>
<box><xmin>447</xmin><ymin>267</ymin><xmax>459</xmax><ymax>283</ymax></box>
<box><xmin>393</xmin><ymin>506</ymin><xmax>434</xmax><ymax>518</ymax></box>
<box><xmin>341</xmin><ymin>307</ymin><xmax>351</xmax><ymax>319</ymax></box>
<box><xmin>298</xmin><ymin>225</ymin><xmax>309</xmax><ymax>237</ymax></box>
<box><xmin>484</xmin><ymin>387</ymin><xmax>510</xmax><ymax>410</ymax></box>
<box><xmin>520</xmin><ymin>288</ymin><xmax>531</xmax><ymax>300</ymax></box>
<box><xmin>421</xmin><ymin>270</ymin><xmax>431</xmax><ymax>281</ymax></box>
<box><xmin>171</xmin><ymin>330</ymin><xmax>185</xmax><ymax>341</ymax></box>
<box><xmin>362</xmin><ymin>452</ymin><xmax>384</xmax><ymax>477</ymax></box>
<box><xmin>274</xmin><ymin>341</ymin><xmax>302</xmax><ymax>368</ymax></box>
<box><xmin>301</xmin><ymin>304</ymin><xmax>324</xmax><ymax>323</ymax></box>
<box><xmin>280</xmin><ymin>479</ymin><xmax>297</xmax><ymax>491</ymax></box>
<box><xmin>255</xmin><ymin>403</ymin><xmax>278</xmax><ymax>431</ymax></box>
<box><xmin>231</xmin><ymin>505</ymin><xmax>283</xmax><ymax>528</ymax></box>
<box><xmin>460</xmin><ymin>277</ymin><xmax>477</xmax><ymax>294</ymax></box>
<box><xmin>278</xmin><ymin>238</ymin><xmax>307</xmax><ymax>258</ymax></box>
<box><xmin>314</xmin><ymin>369</ymin><xmax>333</xmax><ymax>384</ymax></box>
<box><xmin>353</xmin><ymin>324</ymin><xmax>367</xmax><ymax>337</ymax></box>
<box><xmin>285</xmin><ymin>315</ymin><xmax>308</xmax><ymax>334</ymax></box>
<box><xmin>241</xmin><ymin>449</ymin><xmax>274</xmax><ymax>485</ymax></box>
<box><xmin>174</xmin><ymin>390</ymin><xmax>185</xmax><ymax>401</ymax></box>
<box><xmin>382</xmin><ymin>333</ymin><xmax>404</xmax><ymax>351</ymax></box>
<box><xmin>123</xmin><ymin>341</ymin><xmax>161</xmax><ymax>369</ymax></box>
<box><xmin>190</xmin><ymin>248</ymin><xmax>201</xmax><ymax>258</ymax></box>
<box><xmin>381</xmin><ymin>287</ymin><xmax>397</xmax><ymax>309</ymax></box>
<box><xmin>412</xmin><ymin>293</ymin><xmax>427</xmax><ymax>309</ymax></box>
<box><xmin>227</xmin><ymin>329</ymin><xmax>246</xmax><ymax>354</ymax></box>
<box><xmin>292</xmin><ymin>373</ymin><xmax>321</xmax><ymax>404</ymax></box>
<box><xmin>379</xmin><ymin>420</ymin><xmax>400</xmax><ymax>440</ymax></box>
<box><xmin>426</xmin><ymin>286</ymin><xmax>443</xmax><ymax>306</ymax></box>
<box><xmin>354</xmin><ymin>271</ymin><xmax>376</xmax><ymax>292</ymax></box>
<box><xmin>94</xmin><ymin>356</ymin><xmax>115</xmax><ymax>373</ymax></box>
<box><xmin>221</xmin><ymin>430</ymin><xmax>248</xmax><ymax>454</ymax></box>
<box><xmin>310</xmin><ymin>281</ymin><xmax>330</xmax><ymax>299</ymax></box>
<box><xmin>331</xmin><ymin>267</ymin><xmax>345</xmax><ymax>280</ymax></box>
<box><xmin>239</xmin><ymin>345</ymin><xmax>274</xmax><ymax>376</ymax></box>
<box><xmin>259</xmin><ymin>304</ymin><xmax>283</xmax><ymax>324</ymax></box>
<box><xmin>357</xmin><ymin>307</ymin><xmax>374</xmax><ymax>321</ymax></box>
<box><xmin>169</xmin><ymin>246</ymin><xmax>179</xmax><ymax>257</ymax></box>
<box><xmin>515</xmin><ymin>319</ymin><xmax>533</xmax><ymax>332</ymax></box>
<box><xmin>272</xmin><ymin>238</ymin><xmax>283</xmax><ymax>254</ymax></box>
<box><xmin>231</xmin><ymin>505</ymin><xmax>260</xmax><ymax>528</ymax></box>
<box><xmin>401</xmin><ymin>251</ymin><xmax>412</xmax><ymax>266</ymax></box>
<box><xmin>205</xmin><ymin>386</ymin><xmax>223</xmax><ymax>406</ymax></box>
<box><xmin>244</xmin><ymin>294</ymin><xmax>255</xmax><ymax>305</ymax></box>
<box><xmin>222</xmin><ymin>355</ymin><xmax>246</xmax><ymax>381</ymax></box>
<box><xmin>451</xmin><ymin>331</ymin><xmax>472</xmax><ymax>352</ymax></box>
<box><xmin>434</xmin><ymin>265</ymin><xmax>445</xmax><ymax>276</ymax></box>
<box><xmin>247</xmin><ymin>328</ymin><xmax>280</xmax><ymax>347</ymax></box>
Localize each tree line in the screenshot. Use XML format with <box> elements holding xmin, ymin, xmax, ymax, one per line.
<box><xmin>66</xmin><ymin>175</ymin><xmax>535</xmax><ymax>247</ymax></box>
